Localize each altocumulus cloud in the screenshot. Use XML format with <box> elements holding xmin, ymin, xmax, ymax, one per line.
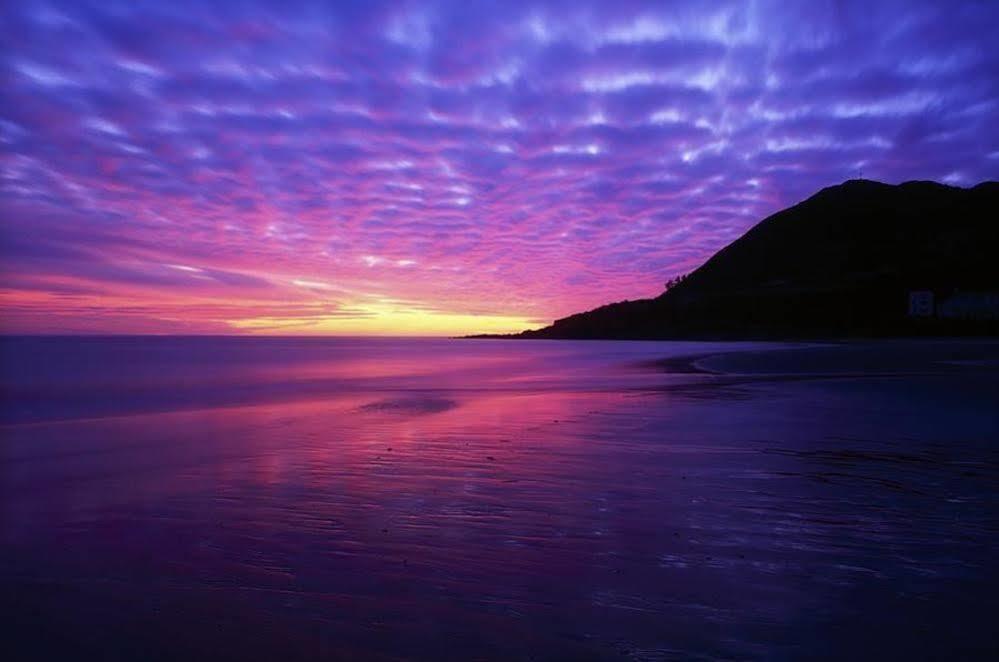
<box><xmin>1</xmin><ymin>0</ymin><xmax>997</xmax><ymax>333</ymax></box>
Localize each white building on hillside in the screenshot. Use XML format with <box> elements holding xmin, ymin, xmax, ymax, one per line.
<box><xmin>908</xmin><ymin>291</ymin><xmax>934</xmax><ymax>317</ymax></box>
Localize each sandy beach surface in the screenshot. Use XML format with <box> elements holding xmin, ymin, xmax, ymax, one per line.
<box><xmin>1</xmin><ymin>337</ymin><xmax>997</xmax><ymax>660</ymax></box>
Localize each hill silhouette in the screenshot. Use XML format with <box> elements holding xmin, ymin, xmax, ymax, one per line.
<box><xmin>495</xmin><ymin>179</ymin><xmax>999</xmax><ymax>339</ymax></box>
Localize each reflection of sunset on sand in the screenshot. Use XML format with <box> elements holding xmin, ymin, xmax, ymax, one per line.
<box><xmin>2</xmin><ymin>338</ymin><xmax>997</xmax><ymax>659</ymax></box>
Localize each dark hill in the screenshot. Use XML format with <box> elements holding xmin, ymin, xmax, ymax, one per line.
<box><xmin>509</xmin><ymin>179</ymin><xmax>999</xmax><ymax>339</ymax></box>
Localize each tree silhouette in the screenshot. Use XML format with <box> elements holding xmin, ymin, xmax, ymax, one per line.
<box><xmin>664</xmin><ymin>273</ymin><xmax>687</xmax><ymax>291</ymax></box>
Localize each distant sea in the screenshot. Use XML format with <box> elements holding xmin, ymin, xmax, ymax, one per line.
<box><xmin>2</xmin><ymin>336</ymin><xmax>997</xmax><ymax>660</ymax></box>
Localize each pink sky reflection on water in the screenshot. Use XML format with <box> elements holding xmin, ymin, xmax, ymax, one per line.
<box><xmin>2</xmin><ymin>338</ymin><xmax>998</xmax><ymax>658</ymax></box>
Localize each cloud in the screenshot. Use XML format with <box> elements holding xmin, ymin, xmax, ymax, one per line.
<box><xmin>1</xmin><ymin>0</ymin><xmax>998</xmax><ymax>333</ymax></box>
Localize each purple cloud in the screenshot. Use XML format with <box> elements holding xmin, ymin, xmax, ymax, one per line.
<box><xmin>1</xmin><ymin>0</ymin><xmax>997</xmax><ymax>333</ymax></box>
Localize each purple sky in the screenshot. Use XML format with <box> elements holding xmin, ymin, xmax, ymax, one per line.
<box><xmin>2</xmin><ymin>0</ymin><xmax>998</xmax><ymax>334</ymax></box>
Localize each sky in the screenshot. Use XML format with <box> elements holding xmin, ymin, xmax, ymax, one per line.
<box><xmin>2</xmin><ymin>1</ymin><xmax>998</xmax><ymax>335</ymax></box>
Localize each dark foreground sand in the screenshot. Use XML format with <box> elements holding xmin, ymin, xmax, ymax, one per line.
<box><xmin>1</xmin><ymin>338</ymin><xmax>997</xmax><ymax>660</ymax></box>
<box><xmin>698</xmin><ymin>339</ymin><xmax>999</xmax><ymax>376</ymax></box>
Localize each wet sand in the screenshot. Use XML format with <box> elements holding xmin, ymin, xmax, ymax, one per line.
<box><xmin>1</xmin><ymin>338</ymin><xmax>997</xmax><ymax>660</ymax></box>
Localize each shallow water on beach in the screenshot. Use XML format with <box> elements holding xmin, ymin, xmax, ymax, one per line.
<box><xmin>1</xmin><ymin>337</ymin><xmax>998</xmax><ymax>660</ymax></box>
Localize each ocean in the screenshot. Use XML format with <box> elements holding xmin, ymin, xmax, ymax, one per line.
<box><xmin>1</xmin><ymin>336</ymin><xmax>997</xmax><ymax>660</ymax></box>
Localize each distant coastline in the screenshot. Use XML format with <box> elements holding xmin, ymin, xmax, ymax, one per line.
<box><xmin>470</xmin><ymin>179</ymin><xmax>999</xmax><ymax>340</ymax></box>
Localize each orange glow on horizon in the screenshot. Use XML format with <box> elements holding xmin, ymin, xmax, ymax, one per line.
<box><xmin>0</xmin><ymin>284</ymin><xmax>543</xmax><ymax>336</ymax></box>
<box><xmin>230</xmin><ymin>300</ymin><xmax>541</xmax><ymax>336</ymax></box>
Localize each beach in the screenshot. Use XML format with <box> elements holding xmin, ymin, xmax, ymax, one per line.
<box><xmin>2</xmin><ymin>337</ymin><xmax>997</xmax><ymax>660</ymax></box>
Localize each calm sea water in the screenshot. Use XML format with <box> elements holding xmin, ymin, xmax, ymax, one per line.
<box><xmin>1</xmin><ymin>337</ymin><xmax>997</xmax><ymax>660</ymax></box>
